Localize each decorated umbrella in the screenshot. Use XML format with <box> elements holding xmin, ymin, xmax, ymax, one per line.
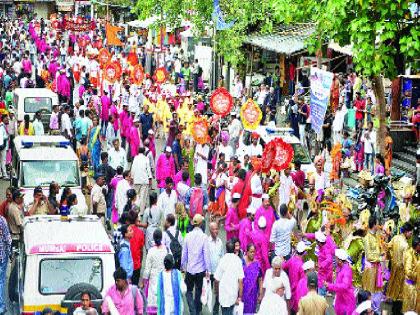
<box><xmin>131</xmin><ymin>64</ymin><xmax>144</xmax><ymax>85</ymax></box>
<box><xmin>191</xmin><ymin>117</ymin><xmax>209</xmax><ymax>144</ymax></box>
<box><xmin>240</xmin><ymin>98</ymin><xmax>262</xmax><ymax>130</ymax></box>
<box><xmin>154</xmin><ymin>67</ymin><xmax>168</xmax><ymax>84</ymax></box>
<box><xmin>103</xmin><ymin>62</ymin><xmax>119</xmax><ymax>83</ymax></box>
<box><xmin>114</xmin><ymin>61</ymin><xmax>123</xmax><ymax>80</ymax></box>
<box><xmin>98</xmin><ymin>48</ymin><xmax>111</xmax><ymax>66</ymax></box>
<box><xmin>210</xmin><ymin>87</ymin><xmax>233</xmax><ymax>117</ymax></box>
<box><xmin>262</xmin><ymin>137</ymin><xmax>294</xmax><ymax>172</ymax></box>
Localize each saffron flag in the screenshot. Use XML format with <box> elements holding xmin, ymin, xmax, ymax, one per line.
<box><xmin>106</xmin><ymin>23</ymin><xmax>123</xmax><ymax>46</ymax></box>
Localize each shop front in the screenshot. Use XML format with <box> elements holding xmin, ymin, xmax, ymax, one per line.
<box><xmin>56</xmin><ymin>0</ymin><xmax>74</xmax><ymax>13</ymax></box>
<box><xmin>14</xmin><ymin>0</ymin><xmax>54</xmax><ymax>19</ymax></box>
<box><xmin>0</xmin><ymin>0</ymin><xmax>14</xmax><ymax>18</ymax></box>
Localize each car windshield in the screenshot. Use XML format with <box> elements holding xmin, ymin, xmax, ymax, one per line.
<box><xmin>291</xmin><ymin>143</ymin><xmax>312</xmax><ymax>164</ymax></box>
<box><xmin>21</xmin><ymin>160</ymin><xmax>80</xmax><ymax>187</ymax></box>
<box><xmin>24</xmin><ymin>97</ymin><xmax>52</xmax><ymax>113</ymax></box>
<box><xmin>40</xmin><ymin>258</ymin><xmax>103</xmax><ymax>295</ymax></box>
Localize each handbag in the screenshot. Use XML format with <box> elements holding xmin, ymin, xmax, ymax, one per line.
<box><xmin>233</xmin><ymin>302</ymin><xmax>244</xmax><ymax>315</ymax></box>
<box><xmin>201</xmin><ymin>278</ymin><xmax>213</xmax><ymax>312</ymax></box>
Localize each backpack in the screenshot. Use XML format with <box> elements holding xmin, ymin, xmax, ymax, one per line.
<box><xmin>113</xmin><ymin>241</ymin><xmax>129</xmax><ymax>269</ymax></box>
<box><xmin>189</xmin><ymin>187</ymin><xmax>204</xmax><ymax>219</ymax></box>
<box><xmin>166</xmin><ymin>229</ymin><xmax>182</xmax><ymax>269</ymax></box>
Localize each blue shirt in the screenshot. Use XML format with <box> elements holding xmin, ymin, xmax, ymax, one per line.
<box><xmin>171</xmin><ymin>140</ymin><xmax>182</xmax><ymax>167</ymax></box>
<box><xmin>140</xmin><ymin>112</ymin><xmax>153</xmax><ymax>136</ymax></box>
<box><xmin>118</xmin><ymin>239</ymin><xmax>134</xmax><ymax>279</ymax></box>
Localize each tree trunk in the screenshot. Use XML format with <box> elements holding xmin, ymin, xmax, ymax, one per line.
<box><xmin>390</xmin><ymin>77</ymin><xmax>401</xmax><ymax>121</ymax></box>
<box><xmin>372</xmin><ymin>75</ymin><xmax>387</xmax><ymax>155</ymax></box>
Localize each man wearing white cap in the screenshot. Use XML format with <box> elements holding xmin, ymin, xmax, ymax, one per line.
<box><xmin>325</xmin><ymin>249</ymin><xmax>356</xmax><ymax>315</ymax></box>
<box><xmin>238</xmin><ymin>205</ymin><xmax>255</xmax><ymax>252</ymax></box>
<box><xmin>249</xmin><ymin>216</ymin><xmax>270</xmax><ymax>273</ymax></box>
<box><xmin>282</xmin><ymin>241</ymin><xmax>309</xmax><ymax>312</ymax></box>
<box><xmin>258</xmin><ymin>276</ymin><xmax>288</xmax><ymax>315</ymax></box>
<box><xmin>155</xmin><ymin>146</ymin><xmax>176</xmax><ymax>190</ymax></box>
<box><xmin>295</xmin><ymin>260</ymin><xmax>315</xmax><ymax>304</ymax></box>
<box><xmin>128</xmin><ymin>118</ymin><xmax>142</xmax><ymax>161</ymax></box>
<box><xmin>304</xmin><ymin>229</ymin><xmax>336</xmax><ymax>294</ymax></box>
<box><xmin>254</xmin><ymin>194</ymin><xmax>276</xmax><ymax>239</ymax></box>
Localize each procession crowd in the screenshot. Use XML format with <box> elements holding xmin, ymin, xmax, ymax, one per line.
<box><xmin>0</xmin><ymin>15</ymin><xmax>418</xmax><ymax>315</ymax></box>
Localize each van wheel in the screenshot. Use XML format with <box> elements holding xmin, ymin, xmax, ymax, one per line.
<box><xmin>62</xmin><ymin>283</ymin><xmax>102</xmax><ymax>314</ymax></box>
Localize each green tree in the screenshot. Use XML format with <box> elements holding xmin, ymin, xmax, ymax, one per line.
<box><xmin>270</xmin><ymin>0</ymin><xmax>420</xmax><ymax>153</ymax></box>
<box><xmin>134</xmin><ymin>0</ymin><xmax>419</xmax><ymax>152</ymax></box>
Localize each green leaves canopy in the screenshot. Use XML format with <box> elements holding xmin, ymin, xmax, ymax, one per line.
<box><xmin>133</xmin><ymin>0</ymin><xmax>420</xmax><ymax>77</ymax></box>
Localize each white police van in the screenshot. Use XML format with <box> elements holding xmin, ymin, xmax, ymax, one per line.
<box><xmin>10</xmin><ymin>136</ymin><xmax>87</xmax><ymax>211</ymax></box>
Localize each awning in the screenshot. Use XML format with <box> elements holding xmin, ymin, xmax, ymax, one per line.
<box><xmin>328</xmin><ymin>41</ymin><xmax>353</xmax><ymax>56</ymax></box>
<box><xmin>244</xmin><ymin>24</ymin><xmax>315</xmax><ymax>56</ymax></box>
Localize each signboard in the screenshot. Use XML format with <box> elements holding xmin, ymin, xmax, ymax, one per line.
<box><xmin>56</xmin><ymin>0</ymin><xmax>74</xmax><ymax>11</ymax></box>
<box><xmin>309</xmin><ymin>67</ymin><xmax>334</xmax><ymax>133</ymax></box>
<box><xmin>30</xmin><ymin>243</ymin><xmax>112</xmax><ymax>254</ymax></box>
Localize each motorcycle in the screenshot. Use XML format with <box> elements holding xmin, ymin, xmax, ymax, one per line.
<box><xmin>347</xmin><ymin>175</ymin><xmax>399</xmax><ymax>224</ymax></box>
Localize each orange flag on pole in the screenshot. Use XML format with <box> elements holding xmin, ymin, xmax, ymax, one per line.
<box><xmin>106</xmin><ymin>23</ymin><xmax>123</xmax><ymax>46</ymax></box>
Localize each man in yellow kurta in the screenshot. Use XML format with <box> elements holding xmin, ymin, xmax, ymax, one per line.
<box><xmin>386</xmin><ymin>222</ymin><xmax>413</xmax><ymax>314</ymax></box>
<box><xmin>402</xmin><ymin>237</ymin><xmax>419</xmax><ymax>313</ymax></box>
<box><xmin>155</xmin><ymin>96</ymin><xmax>171</xmax><ymax>133</ymax></box>
<box><xmin>344</xmin><ymin>229</ymin><xmax>365</xmax><ymax>287</ymax></box>
<box><xmin>362</xmin><ymin>216</ymin><xmax>383</xmax><ymax>294</ymax></box>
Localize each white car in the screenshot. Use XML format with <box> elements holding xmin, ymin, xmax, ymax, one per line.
<box><xmin>238</xmin><ymin>126</ymin><xmax>315</xmax><ymax>174</ymax></box>
<box><xmin>11</xmin><ymin>136</ymin><xmax>87</xmax><ymax>211</ymax></box>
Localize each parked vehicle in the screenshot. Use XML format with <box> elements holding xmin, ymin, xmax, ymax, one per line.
<box><xmin>9</xmin><ymin>215</ymin><xmax>115</xmax><ymax>315</ymax></box>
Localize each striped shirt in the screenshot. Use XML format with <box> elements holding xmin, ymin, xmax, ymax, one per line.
<box><xmin>181</xmin><ymin>227</ymin><xmax>210</xmax><ymax>274</ymax></box>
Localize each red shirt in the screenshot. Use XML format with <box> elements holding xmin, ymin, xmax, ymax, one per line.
<box><xmin>130</xmin><ymin>225</ymin><xmax>145</xmax><ymax>271</ymax></box>
<box><xmin>354</xmin><ymin>99</ymin><xmax>366</xmax><ymax>120</ymax></box>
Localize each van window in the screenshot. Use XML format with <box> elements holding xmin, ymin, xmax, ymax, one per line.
<box><xmin>39</xmin><ymin>257</ymin><xmax>103</xmax><ymax>295</ymax></box>
<box><xmin>24</xmin><ymin>97</ymin><xmax>52</xmax><ymax>113</ymax></box>
<box><xmin>21</xmin><ymin>160</ymin><xmax>80</xmax><ymax>187</ymax></box>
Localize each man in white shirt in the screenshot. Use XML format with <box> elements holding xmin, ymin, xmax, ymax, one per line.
<box><xmin>214</xmin><ymin>241</ymin><xmax>244</xmax><ymax>314</ymax></box>
<box><xmin>332</xmin><ymin>103</ymin><xmax>347</xmax><ymax>145</ymax></box>
<box><xmin>228</xmin><ymin>112</ymin><xmax>242</xmax><ymax>153</ymax></box>
<box><xmin>176</xmin><ymin>171</ymin><xmax>190</xmax><ymax>203</ymax></box>
<box><xmin>247</xmin><ymin>133</ymin><xmax>263</xmax><ymax>157</ymax></box>
<box><xmin>194</xmin><ymin>143</ymin><xmax>209</xmax><ymax>184</ymax></box>
<box><xmin>131</xmin><ymin>147</ymin><xmax>152</xmax><ymax>215</ymax></box>
<box><xmin>362</xmin><ymin>121</ymin><xmax>376</xmax><ymax>173</ymax></box>
<box><xmin>61</xmin><ymin>105</ymin><xmax>73</xmax><ymax>138</ymax></box>
<box><xmin>208</xmin><ymin>221</ymin><xmax>224</xmax><ymax>314</ymax></box>
<box><xmin>108</xmin><ymin>139</ymin><xmax>127</xmax><ymax>171</ymax></box>
<box><xmin>115</xmin><ymin>170</ymin><xmax>132</xmax><ymax>216</ymax></box>
<box><xmin>278</xmin><ymin>166</ymin><xmax>297</xmax><ymax>206</ymax></box>
<box><xmin>32</xmin><ymin>111</ymin><xmax>44</xmax><ymax>136</ymax></box>
<box><xmin>270</xmin><ymin>204</ymin><xmax>297</xmax><ymax>259</ymax></box>
<box><xmin>258</xmin><ymin>276</ymin><xmax>288</xmax><ymax>315</ymax></box>
<box><xmin>157</xmin><ymin>177</ymin><xmax>178</xmax><ymax>219</ymax></box>
<box><xmin>162</xmin><ymin>213</ymin><xmax>183</xmax><ymax>254</ymax></box>
<box><xmin>262</xmin><ymin>256</ymin><xmax>291</xmax><ymax>304</ymax></box>
<box><xmin>218</xmin><ymin>133</ymin><xmax>233</xmax><ymax>162</ymax></box>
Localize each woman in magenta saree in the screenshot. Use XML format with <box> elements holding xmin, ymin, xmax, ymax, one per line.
<box><xmin>242</xmin><ymin>244</ymin><xmax>263</xmax><ymax>315</ymax></box>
